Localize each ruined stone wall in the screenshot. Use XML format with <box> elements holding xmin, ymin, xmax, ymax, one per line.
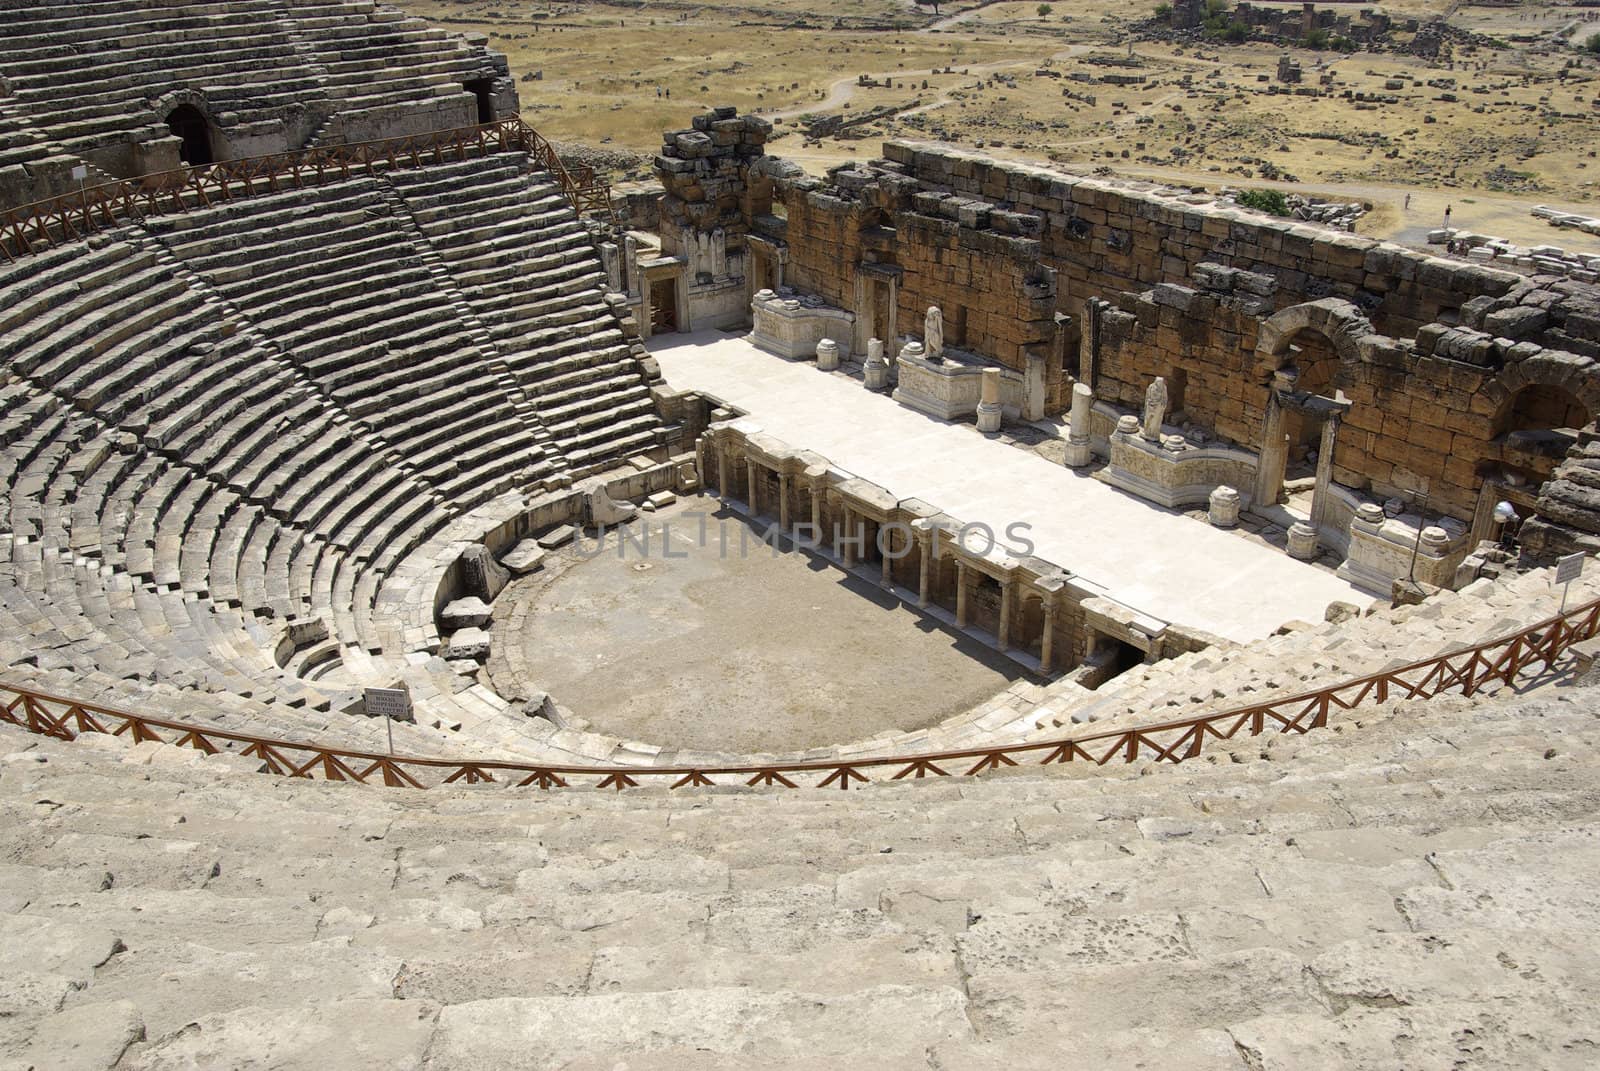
<box><xmin>764</xmin><ymin>138</ymin><xmax>1600</xmax><ymax>537</ymax></box>
<box><xmin>776</xmin><ymin>172</ymin><xmax>1067</xmax><ymax>407</ymax></box>
<box><xmin>879</xmin><ymin>141</ymin><xmax>1518</xmax><ymax>341</ymax></box>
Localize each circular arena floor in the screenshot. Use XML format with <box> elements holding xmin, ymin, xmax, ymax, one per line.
<box><xmin>490</xmin><ymin>495</ymin><xmax>1022</xmax><ymax>753</ymax></box>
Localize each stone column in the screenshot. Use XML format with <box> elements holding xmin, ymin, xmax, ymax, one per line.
<box><xmin>1208</xmin><ymin>485</ymin><xmax>1241</xmax><ymax>528</ymax></box>
<box><xmin>880</xmin><ymin>523</ymin><xmax>892</xmax><ymax>586</ymax></box>
<box><xmin>1024</xmin><ymin>352</ymin><xmax>1047</xmax><ymax>422</ymax></box>
<box><xmin>777</xmin><ymin>472</ymin><xmax>792</xmax><ymax>533</ymax></box>
<box><xmin>853</xmin><ymin>271</ymin><xmax>871</xmax><ymax>355</ymax></box>
<box><xmin>810</xmin><ymin>481</ymin><xmax>824</xmax><ymax>539</ymax></box>
<box><xmin>976</xmin><ymin>368</ymin><xmax>1003</xmax><ymax>434</ymax></box>
<box><xmin>886</xmin><ymin>276</ymin><xmax>899</xmax><ymax>345</ymax></box>
<box><xmin>1287</xmin><ymin>521</ymin><xmax>1318</xmax><ymax>560</ymax></box>
<box><xmin>955</xmin><ymin>561</ymin><xmax>970</xmax><ymax>627</ymax></box>
<box><xmin>1040</xmin><ymin>600</ymin><xmax>1057</xmax><ymax>674</ymax></box>
<box><xmin>864</xmin><ymin>338</ymin><xmax>890</xmax><ymax>391</ymax></box>
<box><xmin>1065</xmin><ymin>381</ymin><xmax>1094</xmax><ymax>468</ymax></box>
<box><xmin>841</xmin><ymin>506</ymin><xmax>856</xmax><ymax>568</ymax></box>
<box><xmin>1253</xmin><ymin>393</ymin><xmax>1289</xmax><ymax>509</ymax></box>
<box><xmin>717</xmin><ymin>444</ymin><xmax>731</xmax><ymax>500</ymax></box>
<box><xmin>746</xmin><ymin>459</ymin><xmax>761</xmax><ymax>516</ymax></box>
<box><xmin>1309</xmin><ymin>414</ymin><xmax>1341</xmax><ymax>534</ymax></box>
<box><xmin>624</xmin><ymin>234</ymin><xmax>640</xmax><ymax>297</ymax></box>
<box><xmin>998</xmin><ymin>579</ymin><xmax>1014</xmax><ymax>650</ymax></box>
<box><xmin>917</xmin><ymin>532</ymin><xmax>933</xmax><ymax>607</ymax></box>
<box><xmin>816</xmin><ymin>338</ymin><xmax>840</xmax><ymax>371</ymax></box>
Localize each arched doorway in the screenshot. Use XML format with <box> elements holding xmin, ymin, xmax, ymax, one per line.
<box><xmin>1251</xmin><ymin>300</ymin><xmax>1369</xmax><ymax>519</ymax></box>
<box><xmin>1277</xmin><ymin>327</ymin><xmax>1342</xmax><ymax>477</ymax></box>
<box><xmin>164</xmin><ymin>104</ymin><xmax>214</xmax><ymax>166</ymax></box>
<box><xmin>1485</xmin><ymin>382</ymin><xmax>1591</xmax><ymax>487</ymax></box>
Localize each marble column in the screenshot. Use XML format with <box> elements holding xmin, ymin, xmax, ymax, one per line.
<box><xmin>1309</xmin><ymin>414</ymin><xmax>1340</xmax><ymax>534</ymax></box>
<box><xmin>816</xmin><ymin>338</ymin><xmax>841</xmax><ymax>371</ymax></box>
<box><xmin>955</xmin><ymin>561</ymin><xmax>969</xmax><ymax>627</ymax></box>
<box><xmin>841</xmin><ymin>507</ymin><xmax>856</xmax><ymax>568</ymax></box>
<box><xmin>1287</xmin><ymin>521</ymin><xmax>1318</xmax><ymax>560</ymax></box>
<box><xmin>777</xmin><ymin>472</ymin><xmax>792</xmax><ymax>533</ymax></box>
<box><xmin>1065</xmin><ymin>380</ymin><xmax>1094</xmax><ymax>468</ymax></box>
<box><xmin>864</xmin><ymin>338</ymin><xmax>889</xmax><ymax>391</ymax></box>
<box><xmin>1040</xmin><ymin>601</ymin><xmax>1057</xmax><ymax>674</ymax></box>
<box><xmin>717</xmin><ymin>445</ymin><xmax>731</xmax><ymax>500</ymax></box>
<box><xmin>885</xmin><ymin>276</ymin><xmax>899</xmax><ymax>345</ymax></box>
<box><xmin>917</xmin><ymin>535</ymin><xmax>933</xmax><ymax>608</ymax></box>
<box><xmin>810</xmin><ymin>482</ymin><xmax>824</xmax><ymax>542</ymax></box>
<box><xmin>976</xmin><ymin>368</ymin><xmax>1003</xmax><ymax>434</ymax></box>
<box><xmin>1253</xmin><ymin>393</ymin><xmax>1289</xmax><ymax>509</ymax></box>
<box><xmin>1209</xmin><ymin>485</ymin><xmax>1241</xmax><ymax>528</ymax></box>
<box><xmin>997</xmin><ymin>579</ymin><xmax>1014</xmax><ymax>650</ymax></box>
<box><xmin>746</xmin><ymin>459</ymin><xmax>761</xmax><ymax>516</ymax></box>
<box><xmin>879</xmin><ymin>523</ymin><xmax>892</xmax><ymax>586</ymax></box>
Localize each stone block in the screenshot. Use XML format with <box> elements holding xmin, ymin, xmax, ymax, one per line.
<box><xmin>441</xmin><ymin>597</ymin><xmax>492</xmax><ymax>630</ymax></box>
<box><xmin>501</xmin><ymin>539</ymin><xmax>548</xmax><ymax>575</ymax></box>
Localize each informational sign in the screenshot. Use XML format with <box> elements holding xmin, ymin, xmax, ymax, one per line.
<box><xmin>365</xmin><ymin>686</ymin><xmax>412</xmax><ymax>756</ymax></box>
<box><xmin>364</xmin><ymin>686</ymin><xmax>412</xmax><ymax>721</ymax></box>
<box><xmin>70</xmin><ymin>165</ymin><xmax>87</xmax><ymax>182</ymax></box>
<box><xmin>1556</xmin><ymin>552</ymin><xmax>1586</xmax><ymax>586</ymax></box>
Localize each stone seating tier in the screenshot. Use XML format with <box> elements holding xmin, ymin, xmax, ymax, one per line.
<box><xmin>0</xmin><ymin>152</ymin><xmax>679</xmax><ymax>757</ymax></box>
<box><xmin>0</xmin><ymin>683</ymin><xmax>1596</xmax><ymax>1068</ymax></box>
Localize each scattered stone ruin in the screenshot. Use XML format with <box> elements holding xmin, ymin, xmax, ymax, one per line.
<box><xmin>1</xmin><ymin>6</ymin><xmax>1599</xmax><ymax>1065</ymax></box>
<box><xmin>649</xmin><ymin>113</ymin><xmax>1600</xmax><ymax>573</ymax></box>
<box><xmin>0</xmin><ymin>0</ymin><xmax>518</xmax><ymax>209</ymax></box>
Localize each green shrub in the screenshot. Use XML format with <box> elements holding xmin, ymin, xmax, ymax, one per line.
<box><xmin>1236</xmin><ymin>188</ymin><xmax>1290</xmax><ymax>216</ymax></box>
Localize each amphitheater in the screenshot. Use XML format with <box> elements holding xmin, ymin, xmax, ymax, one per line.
<box><xmin>2</xmin><ymin>1</ymin><xmax>1600</xmax><ymax>1067</ymax></box>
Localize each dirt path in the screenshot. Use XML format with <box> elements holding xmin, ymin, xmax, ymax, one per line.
<box><xmin>767</xmin><ymin>44</ymin><xmax>1090</xmax><ymax>123</ymax></box>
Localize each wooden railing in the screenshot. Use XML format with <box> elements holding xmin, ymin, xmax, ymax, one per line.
<box><xmin>2</xmin><ymin>596</ymin><xmax>1595</xmax><ymax>792</ymax></box>
<box><xmin>0</xmin><ymin>115</ymin><xmax>617</xmax><ymax>261</ymax></box>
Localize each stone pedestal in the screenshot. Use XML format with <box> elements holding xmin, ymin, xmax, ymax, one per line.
<box><xmin>864</xmin><ymin>339</ymin><xmax>891</xmax><ymax>391</ymax></box>
<box><xmin>975</xmin><ymin>368</ymin><xmax>1002</xmax><ymax>433</ymax></box>
<box><xmin>1064</xmin><ymin>381</ymin><xmax>1094</xmax><ymax>468</ymax></box>
<box><xmin>1337</xmin><ymin>505</ymin><xmax>1469</xmax><ymax>596</ymax></box>
<box><xmin>1208</xmin><ymin>485</ymin><xmax>1241</xmax><ymax>528</ymax></box>
<box><xmin>815</xmin><ymin>338</ymin><xmax>840</xmax><ymax>371</ymax></box>
<box><xmin>874</xmin><ymin>338</ymin><xmax>894</xmax><ymax>385</ymax></box>
<box><xmin>1287</xmin><ymin>521</ymin><xmax>1318</xmax><ymax>560</ymax></box>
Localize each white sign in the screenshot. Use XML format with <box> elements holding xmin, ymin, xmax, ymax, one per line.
<box><xmin>1556</xmin><ymin>552</ymin><xmax>1586</xmax><ymax>586</ymax></box>
<box><xmin>70</xmin><ymin>165</ymin><xmax>88</xmax><ymax>182</ymax></box>
<box><xmin>364</xmin><ymin>686</ymin><xmax>413</xmax><ymax>722</ymax></box>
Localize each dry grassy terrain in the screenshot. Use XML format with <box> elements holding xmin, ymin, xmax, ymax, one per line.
<box><xmin>402</xmin><ymin>0</ymin><xmax>1600</xmax><ymax>246</ymax></box>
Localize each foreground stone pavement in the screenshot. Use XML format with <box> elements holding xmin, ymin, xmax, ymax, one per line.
<box><xmin>1</xmin><ymin>685</ymin><xmax>1596</xmax><ymax>1069</ymax></box>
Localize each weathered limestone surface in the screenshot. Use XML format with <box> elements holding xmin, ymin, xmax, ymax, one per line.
<box><xmin>0</xmin><ymin>1</ymin><xmax>514</xmax><ymax>209</ymax></box>
<box><xmin>1</xmin><ymin>678</ymin><xmax>1598</xmax><ymax>1069</ymax></box>
<box><xmin>750</xmin><ymin>136</ymin><xmax>1600</xmax><ymax>551</ymax></box>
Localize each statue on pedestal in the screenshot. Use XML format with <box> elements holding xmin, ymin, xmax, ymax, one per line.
<box><xmin>1141</xmin><ymin>376</ymin><xmax>1168</xmax><ymax>441</ymax></box>
<box><xmin>924</xmin><ymin>306</ymin><xmax>944</xmax><ymax>362</ymax></box>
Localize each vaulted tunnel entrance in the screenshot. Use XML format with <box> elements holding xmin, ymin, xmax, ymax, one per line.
<box><xmin>164</xmin><ymin>104</ymin><xmax>214</xmax><ymax>166</ymax></box>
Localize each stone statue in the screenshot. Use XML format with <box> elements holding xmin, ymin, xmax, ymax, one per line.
<box><xmin>1141</xmin><ymin>376</ymin><xmax>1168</xmax><ymax>441</ymax></box>
<box><xmin>924</xmin><ymin>305</ymin><xmax>944</xmax><ymax>362</ymax></box>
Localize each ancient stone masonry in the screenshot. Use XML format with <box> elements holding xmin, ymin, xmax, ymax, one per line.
<box><xmin>650</xmin><ymin>107</ymin><xmax>777</xmax><ymax>332</ymax></box>
<box><xmin>743</xmin><ymin>135</ymin><xmax>1600</xmax><ymax>558</ymax></box>
<box><xmin>0</xmin><ymin>0</ymin><xmax>515</xmax><ymax>209</ymax></box>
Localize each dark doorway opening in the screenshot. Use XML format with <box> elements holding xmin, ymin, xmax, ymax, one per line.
<box><xmin>464</xmin><ymin>79</ymin><xmax>496</xmax><ymax>125</ymax></box>
<box><xmin>165</xmin><ymin>104</ymin><xmax>214</xmax><ymax>166</ymax></box>
<box><xmin>650</xmin><ymin>277</ymin><xmax>678</xmax><ymax>335</ymax></box>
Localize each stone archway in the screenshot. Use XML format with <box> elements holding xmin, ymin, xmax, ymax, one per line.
<box><xmin>1479</xmin><ymin>352</ymin><xmax>1600</xmax><ymax>432</ymax></box>
<box><xmin>1251</xmin><ymin>299</ymin><xmax>1373</xmax><ymax>524</ymax></box>
<box><xmin>1475</xmin><ymin>354</ymin><xmax>1600</xmax><ymax>542</ymax></box>
<box><xmin>153</xmin><ymin>91</ymin><xmax>218</xmax><ymax>168</ymax></box>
